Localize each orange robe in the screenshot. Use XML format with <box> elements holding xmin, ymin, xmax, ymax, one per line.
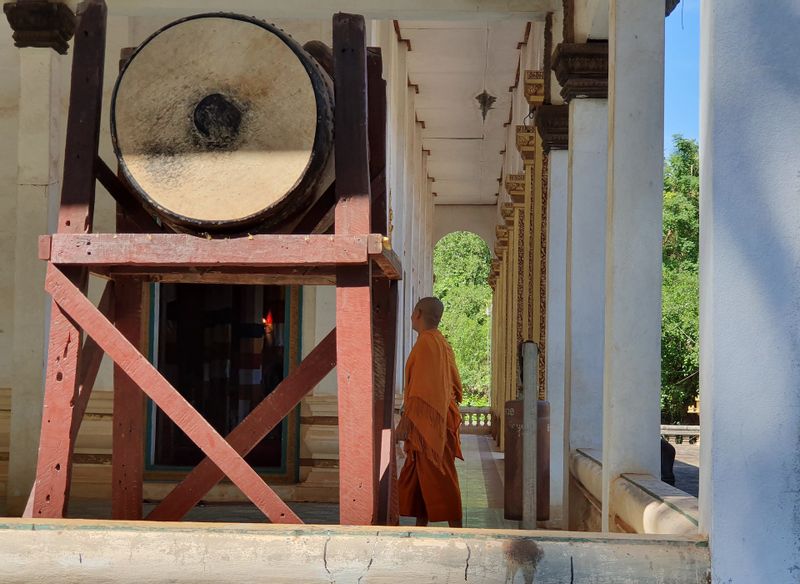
<box><xmin>398</xmin><ymin>328</ymin><xmax>463</xmax><ymax>523</ymax></box>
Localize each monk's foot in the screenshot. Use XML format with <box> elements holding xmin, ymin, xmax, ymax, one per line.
<box><xmin>415</xmin><ymin>516</ymin><xmax>429</xmax><ymax>527</ymax></box>
<box><xmin>448</xmin><ymin>520</ymin><xmax>463</xmax><ymax>529</ymax></box>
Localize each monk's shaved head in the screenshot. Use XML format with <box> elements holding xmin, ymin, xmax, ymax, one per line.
<box><xmin>414</xmin><ymin>297</ymin><xmax>444</xmax><ymax>329</ymax></box>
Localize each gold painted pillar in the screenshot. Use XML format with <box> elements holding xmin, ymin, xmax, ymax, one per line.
<box><xmin>516</xmin><ymin>70</ymin><xmax>549</xmax><ymax>400</ymax></box>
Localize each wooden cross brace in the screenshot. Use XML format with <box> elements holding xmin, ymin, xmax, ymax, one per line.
<box><xmin>39</xmin><ymin>263</ymin><xmax>336</xmax><ymax>524</ymax></box>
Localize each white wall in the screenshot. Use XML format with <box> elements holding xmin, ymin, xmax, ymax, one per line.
<box><xmin>432</xmin><ymin>204</ymin><xmax>496</xmax><ymax>250</ymax></box>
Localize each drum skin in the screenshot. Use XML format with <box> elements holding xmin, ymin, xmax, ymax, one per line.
<box><xmin>111</xmin><ymin>14</ymin><xmax>334</xmax><ymax>233</ymax></box>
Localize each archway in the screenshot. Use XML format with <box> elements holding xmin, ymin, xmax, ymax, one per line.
<box><xmin>432</xmin><ymin>231</ymin><xmax>493</xmax><ymax>407</ymax></box>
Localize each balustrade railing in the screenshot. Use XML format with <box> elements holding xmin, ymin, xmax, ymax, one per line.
<box><xmin>460</xmin><ymin>406</ymin><xmax>492</xmax><ymax>435</ymax></box>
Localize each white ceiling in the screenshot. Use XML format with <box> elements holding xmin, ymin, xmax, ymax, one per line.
<box><xmin>400</xmin><ymin>20</ymin><xmax>528</xmax><ymax>205</ymax></box>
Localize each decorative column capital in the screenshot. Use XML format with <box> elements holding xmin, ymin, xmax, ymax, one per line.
<box><xmin>504</xmin><ymin>174</ymin><xmax>525</xmax><ymax>204</ymax></box>
<box><xmin>551</xmin><ymin>41</ymin><xmax>608</xmax><ymax>101</ymax></box>
<box><xmin>515</xmin><ymin>125</ymin><xmax>537</xmax><ymax>164</ymax></box>
<box><xmin>3</xmin><ymin>0</ymin><xmax>76</xmax><ymax>54</ymax></box>
<box><xmin>524</xmin><ymin>70</ymin><xmax>545</xmax><ymax>108</ymax></box>
<box><xmin>500</xmin><ymin>202</ymin><xmax>515</xmax><ymax>225</ymax></box>
<box><xmin>534</xmin><ymin>104</ymin><xmax>569</xmax><ymax>151</ymax></box>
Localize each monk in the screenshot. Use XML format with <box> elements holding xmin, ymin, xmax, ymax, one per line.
<box><xmin>397</xmin><ymin>297</ymin><xmax>463</xmax><ymax>527</ymax></box>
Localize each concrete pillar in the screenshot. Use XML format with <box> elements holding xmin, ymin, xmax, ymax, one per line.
<box><xmin>545</xmin><ymin>149</ymin><xmax>568</xmax><ymax>526</ymax></box>
<box><xmin>564</xmin><ymin>98</ymin><xmax>607</xmax><ymax>455</ymax></box>
<box><xmin>7</xmin><ymin>49</ymin><xmax>67</xmax><ymax>514</ymax></box>
<box><xmin>700</xmin><ymin>2</ymin><xmax>800</xmax><ymax>580</ymax></box>
<box><xmin>601</xmin><ymin>0</ymin><xmax>664</xmax><ymax>532</ymax></box>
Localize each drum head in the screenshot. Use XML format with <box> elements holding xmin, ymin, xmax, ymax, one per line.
<box><xmin>112</xmin><ymin>14</ymin><xmax>325</xmax><ymax>231</ymax></box>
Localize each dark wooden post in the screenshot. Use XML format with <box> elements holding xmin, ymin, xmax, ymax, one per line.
<box><xmin>30</xmin><ymin>0</ymin><xmax>107</xmax><ymax>518</ymax></box>
<box><xmin>365</xmin><ymin>47</ymin><xmax>399</xmax><ymax>525</ymax></box>
<box><xmin>333</xmin><ymin>12</ymin><xmax>377</xmax><ymax>525</ymax></box>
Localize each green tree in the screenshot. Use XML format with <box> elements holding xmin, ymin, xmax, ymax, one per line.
<box><xmin>661</xmin><ymin>136</ymin><xmax>700</xmax><ymax>422</ymax></box>
<box><xmin>433</xmin><ymin>231</ymin><xmax>493</xmax><ymax>406</ymax></box>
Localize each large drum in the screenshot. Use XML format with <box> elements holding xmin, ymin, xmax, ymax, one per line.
<box><xmin>111</xmin><ymin>14</ymin><xmax>334</xmax><ymax>233</ymax></box>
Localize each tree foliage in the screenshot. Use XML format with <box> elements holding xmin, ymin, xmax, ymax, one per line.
<box><xmin>661</xmin><ymin>136</ymin><xmax>700</xmax><ymax>422</ymax></box>
<box><xmin>433</xmin><ymin>232</ymin><xmax>493</xmax><ymax>406</ymax></box>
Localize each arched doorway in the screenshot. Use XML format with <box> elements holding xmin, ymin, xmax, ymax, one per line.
<box><xmin>432</xmin><ymin>231</ymin><xmax>493</xmax><ymax>407</ymax></box>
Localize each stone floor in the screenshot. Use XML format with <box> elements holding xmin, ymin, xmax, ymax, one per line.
<box><xmin>4</xmin><ymin>437</ymin><xmax>700</xmax><ymax>525</ymax></box>
<box><xmin>673</xmin><ymin>443</ymin><xmax>700</xmax><ymax>498</ymax></box>
<box><xmin>43</xmin><ymin>433</ymin><xmax>514</xmax><ymax>528</ymax></box>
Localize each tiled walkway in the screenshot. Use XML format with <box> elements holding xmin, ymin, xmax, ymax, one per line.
<box><xmin>54</xmin><ymin>434</ymin><xmax>514</xmax><ymax>528</ymax></box>
<box><xmin>5</xmin><ymin>437</ymin><xmax>699</xmax><ymax>525</ymax></box>
<box><xmin>396</xmin><ymin>433</ymin><xmax>517</xmax><ymax>529</ymax></box>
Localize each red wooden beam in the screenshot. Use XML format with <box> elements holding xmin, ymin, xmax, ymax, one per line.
<box><xmin>23</xmin><ymin>281</ymin><xmax>114</xmax><ymax>519</ymax></box>
<box><xmin>148</xmin><ymin>329</ymin><xmax>337</xmax><ymax>521</ymax></box>
<box><xmin>43</xmin><ymin>233</ymin><xmax>383</xmax><ymax>267</ymax></box>
<box><xmin>44</xmin><ymin>264</ymin><xmax>301</xmax><ymax>523</ymax></box>
<box><xmin>31</xmin><ymin>0</ymin><xmax>107</xmax><ymax>519</ymax></box>
<box><xmin>111</xmin><ymin>277</ymin><xmax>146</xmax><ymax>520</ymax></box>
<box><xmin>334</xmin><ymin>12</ymin><xmax>377</xmax><ymax>526</ymax></box>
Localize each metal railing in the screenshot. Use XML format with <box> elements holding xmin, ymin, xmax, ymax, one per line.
<box><xmin>460</xmin><ymin>406</ymin><xmax>492</xmax><ymax>435</ymax></box>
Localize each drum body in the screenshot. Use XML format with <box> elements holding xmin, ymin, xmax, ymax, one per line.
<box><xmin>111</xmin><ymin>14</ymin><xmax>334</xmax><ymax>233</ymax></box>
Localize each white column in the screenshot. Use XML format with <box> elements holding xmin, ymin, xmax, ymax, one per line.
<box><xmin>564</xmin><ymin>99</ymin><xmax>607</xmax><ymax>529</ymax></box>
<box><xmin>700</xmin><ymin>2</ymin><xmax>800</xmax><ymax>580</ymax></box>
<box><xmin>601</xmin><ymin>0</ymin><xmax>664</xmax><ymax>532</ymax></box>
<box><xmin>545</xmin><ymin>149</ymin><xmax>568</xmax><ymax>527</ymax></box>
<box><xmin>564</xmin><ymin>99</ymin><xmax>607</xmax><ymax>455</ymax></box>
<box><xmin>7</xmin><ymin>49</ymin><xmax>66</xmax><ymax>514</ymax></box>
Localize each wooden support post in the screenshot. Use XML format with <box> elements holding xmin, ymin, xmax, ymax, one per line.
<box><xmin>111</xmin><ymin>277</ymin><xmax>145</xmax><ymax>519</ymax></box>
<box><xmin>31</xmin><ymin>0</ymin><xmax>106</xmax><ymax>518</ymax></box>
<box><xmin>366</xmin><ymin>46</ymin><xmax>398</xmax><ymax>525</ymax></box>
<box><xmin>333</xmin><ymin>12</ymin><xmax>377</xmax><ymax>525</ymax></box>
<box><xmin>44</xmin><ymin>264</ymin><xmax>302</xmax><ymax>524</ymax></box>
<box><xmin>147</xmin><ymin>330</ymin><xmax>337</xmax><ymax>521</ymax></box>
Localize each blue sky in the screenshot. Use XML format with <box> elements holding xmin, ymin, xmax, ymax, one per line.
<box><xmin>664</xmin><ymin>0</ymin><xmax>699</xmax><ymax>152</ymax></box>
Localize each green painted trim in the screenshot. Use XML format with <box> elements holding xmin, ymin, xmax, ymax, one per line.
<box><xmin>144</xmin><ymin>283</ymin><xmax>157</xmax><ymax>470</ymax></box>
<box><xmin>293</xmin><ymin>286</ymin><xmax>303</xmax><ymax>483</ymax></box>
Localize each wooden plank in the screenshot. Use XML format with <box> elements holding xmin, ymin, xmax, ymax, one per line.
<box><xmin>31</xmin><ymin>0</ymin><xmax>107</xmax><ymax>519</ymax></box>
<box><xmin>372</xmin><ymin>247</ymin><xmax>402</xmax><ymax>280</ymax></box>
<box><xmin>44</xmin><ymin>265</ymin><xmax>301</xmax><ymax>523</ymax></box>
<box><xmin>334</xmin><ymin>12</ymin><xmax>377</xmax><ymax>526</ymax></box>
<box><xmin>147</xmin><ymin>329</ymin><xmax>337</xmax><ymax>521</ymax></box>
<box><xmin>98</xmin><ymin>268</ymin><xmax>338</xmax><ymax>287</ymax></box>
<box><xmin>46</xmin><ymin>233</ymin><xmax>379</xmax><ymax>267</ymax></box>
<box><xmin>111</xmin><ymin>278</ymin><xmax>145</xmax><ymax>520</ymax></box>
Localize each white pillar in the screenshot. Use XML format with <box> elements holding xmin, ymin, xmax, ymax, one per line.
<box><xmin>564</xmin><ymin>99</ymin><xmax>607</xmax><ymax>456</ymax></box>
<box><xmin>545</xmin><ymin>149</ymin><xmax>568</xmax><ymax>527</ymax></box>
<box><xmin>7</xmin><ymin>49</ymin><xmax>66</xmax><ymax>514</ymax></box>
<box><xmin>601</xmin><ymin>0</ymin><xmax>664</xmax><ymax>532</ymax></box>
<box><xmin>564</xmin><ymin>99</ymin><xmax>607</xmax><ymax>529</ymax></box>
<box><xmin>700</xmin><ymin>2</ymin><xmax>800</xmax><ymax>580</ymax></box>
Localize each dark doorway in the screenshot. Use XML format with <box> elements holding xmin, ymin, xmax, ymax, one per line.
<box><xmin>151</xmin><ymin>284</ymin><xmax>287</xmax><ymax>469</ymax></box>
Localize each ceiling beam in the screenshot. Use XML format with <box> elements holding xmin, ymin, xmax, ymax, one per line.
<box><xmin>103</xmin><ymin>0</ymin><xmax>556</xmax><ymax>19</ymax></box>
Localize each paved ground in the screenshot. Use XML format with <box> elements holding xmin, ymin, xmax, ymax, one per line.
<box><xmin>673</xmin><ymin>442</ymin><xmax>700</xmax><ymax>498</ymax></box>
<box><xmin>5</xmin><ymin>437</ymin><xmax>700</xmax><ymax>526</ymax></box>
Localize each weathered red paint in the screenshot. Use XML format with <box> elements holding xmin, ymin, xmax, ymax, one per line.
<box><xmin>44</xmin><ymin>264</ymin><xmax>301</xmax><ymax>524</ymax></box>
<box><xmin>31</xmin><ymin>0</ymin><xmax>107</xmax><ymax>519</ymax></box>
<box><xmin>334</xmin><ymin>12</ymin><xmax>378</xmax><ymax>525</ymax></box>
<box><xmin>45</xmin><ymin>233</ymin><xmax>381</xmax><ymax>266</ymax></box>
<box><xmin>111</xmin><ymin>278</ymin><xmax>146</xmax><ymax>520</ymax></box>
